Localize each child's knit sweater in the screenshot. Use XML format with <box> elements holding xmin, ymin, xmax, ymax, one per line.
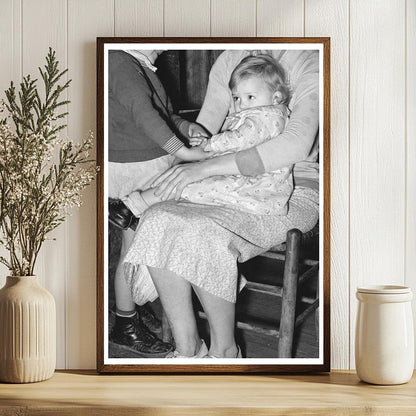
<box><xmin>109</xmin><ymin>51</ymin><xmax>189</xmax><ymax>163</ymax></box>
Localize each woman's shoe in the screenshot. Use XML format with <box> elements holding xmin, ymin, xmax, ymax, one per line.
<box><xmin>207</xmin><ymin>345</ymin><xmax>242</xmax><ymax>358</ymax></box>
<box><xmin>166</xmin><ymin>339</ymin><xmax>208</xmax><ymax>358</ymax></box>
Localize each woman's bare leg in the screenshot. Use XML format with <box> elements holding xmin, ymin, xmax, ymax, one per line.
<box><xmin>148</xmin><ymin>266</ymin><xmax>201</xmax><ymax>356</ymax></box>
<box><xmin>192</xmin><ymin>286</ymin><xmax>238</xmax><ymax>358</ymax></box>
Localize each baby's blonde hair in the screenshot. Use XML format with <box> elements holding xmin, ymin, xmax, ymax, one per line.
<box><xmin>229</xmin><ymin>55</ymin><xmax>290</xmax><ymax>105</ymax></box>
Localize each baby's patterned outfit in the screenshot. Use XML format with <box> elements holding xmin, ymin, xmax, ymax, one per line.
<box><xmin>181</xmin><ymin>104</ymin><xmax>293</xmax><ymax>215</ymax></box>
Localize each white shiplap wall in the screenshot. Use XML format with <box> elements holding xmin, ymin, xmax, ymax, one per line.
<box><xmin>0</xmin><ymin>0</ymin><xmax>414</xmax><ymax>370</ymax></box>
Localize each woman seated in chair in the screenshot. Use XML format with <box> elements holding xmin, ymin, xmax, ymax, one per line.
<box><xmin>123</xmin><ymin>49</ymin><xmax>320</xmax><ymax>358</ymax></box>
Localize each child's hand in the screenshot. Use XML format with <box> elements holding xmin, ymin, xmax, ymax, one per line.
<box><xmin>188</xmin><ymin>122</ymin><xmax>211</xmax><ymax>139</ymax></box>
<box><xmin>174</xmin><ymin>145</ymin><xmax>213</xmax><ymax>162</ymax></box>
<box><xmin>188</xmin><ymin>145</ymin><xmax>213</xmax><ymax>160</ymax></box>
<box><xmin>189</xmin><ymin>137</ymin><xmax>207</xmax><ymax>148</ymax></box>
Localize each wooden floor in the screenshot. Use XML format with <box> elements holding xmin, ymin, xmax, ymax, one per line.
<box><xmin>108</xmin><ymin>224</ymin><xmax>319</xmax><ymax>359</ymax></box>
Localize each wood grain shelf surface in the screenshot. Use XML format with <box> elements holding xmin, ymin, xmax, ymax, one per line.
<box><xmin>0</xmin><ymin>370</ymin><xmax>415</xmax><ymax>415</ymax></box>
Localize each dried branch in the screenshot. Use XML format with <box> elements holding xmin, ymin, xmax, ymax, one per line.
<box><xmin>0</xmin><ymin>49</ymin><xmax>97</xmax><ymax>276</ymax></box>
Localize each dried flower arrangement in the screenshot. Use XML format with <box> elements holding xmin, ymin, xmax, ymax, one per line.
<box><xmin>0</xmin><ymin>49</ymin><xmax>97</xmax><ymax>276</ymax></box>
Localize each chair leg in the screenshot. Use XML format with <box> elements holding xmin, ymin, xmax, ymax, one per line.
<box><xmin>278</xmin><ymin>229</ymin><xmax>302</xmax><ymax>358</ymax></box>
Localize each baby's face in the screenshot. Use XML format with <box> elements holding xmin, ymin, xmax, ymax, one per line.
<box><xmin>231</xmin><ymin>77</ymin><xmax>276</xmax><ymax>112</ymax></box>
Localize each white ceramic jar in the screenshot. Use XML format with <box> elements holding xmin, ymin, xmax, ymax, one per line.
<box><xmin>355</xmin><ymin>285</ymin><xmax>414</xmax><ymax>385</ymax></box>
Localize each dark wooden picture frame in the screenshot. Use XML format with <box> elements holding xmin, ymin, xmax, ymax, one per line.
<box><xmin>97</xmin><ymin>37</ymin><xmax>330</xmax><ymax>373</ymax></box>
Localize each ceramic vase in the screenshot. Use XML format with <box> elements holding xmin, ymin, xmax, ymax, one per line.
<box><xmin>355</xmin><ymin>285</ymin><xmax>414</xmax><ymax>385</ymax></box>
<box><xmin>0</xmin><ymin>276</ymin><xmax>56</xmax><ymax>383</ymax></box>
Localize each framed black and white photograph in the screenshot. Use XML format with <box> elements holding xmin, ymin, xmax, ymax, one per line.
<box><xmin>96</xmin><ymin>37</ymin><xmax>330</xmax><ymax>373</ymax></box>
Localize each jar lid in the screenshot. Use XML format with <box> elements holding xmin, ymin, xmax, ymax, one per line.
<box><xmin>357</xmin><ymin>285</ymin><xmax>411</xmax><ymax>294</ymax></box>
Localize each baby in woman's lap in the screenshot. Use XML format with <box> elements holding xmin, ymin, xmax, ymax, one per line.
<box><xmin>138</xmin><ymin>54</ymin><xmax>294</xmax><ymax>217</ymax></box>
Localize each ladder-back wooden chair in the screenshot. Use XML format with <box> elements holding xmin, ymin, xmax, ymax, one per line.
<box><xmin>235</xmin><ymin>224</ymin><xmax>319</xmax><ymax>358</ymax></box>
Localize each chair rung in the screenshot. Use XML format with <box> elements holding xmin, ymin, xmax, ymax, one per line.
<box><xmin>301</xmin><ymin>296</ymin><xmax>316</xmax><ymax>304</ymax></box>
<box><xmin>235</xmin><ymin>320</ymin><xmax>280</xmax><ymax>337</ymax></box>
<box><xmin>295</xmin><ymin>299</ymin><xmax>319</xmax><ymax>328</ymax></box>
<box><xmin>258</xmin><ymin>251</ymin><xmax>318</xmax><ymax>267</ymax></box>
<box><xmin>259</xmin><ymin>251</ymin><xmax>286</xmax><ymax>261</ymax></box>
<box><xmin>243</xmin><ymin>281</ymin><xmax>317</xmax><ymax>304</ymax></box>
<box><xmin>298</xmin><ymin>264</ymin><xmax>319</xmax><ymax>286</ymax></box>
<box><xmin>198</xmin><ymin>311</ymin><xmax>280</xmax><ymax>337</ymax></box>
<box><xmin>244</xmin><ymin>281</ymin><xmax>283</xmax><ymax>296</ymax></box>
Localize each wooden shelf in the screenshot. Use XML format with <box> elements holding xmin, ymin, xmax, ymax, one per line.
<box><xmin>1</xmin><ymin>370</ymin><xmax>415</xmax><ymax>415</ymax></box>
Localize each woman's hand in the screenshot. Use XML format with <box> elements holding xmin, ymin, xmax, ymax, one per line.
<box><xmin>151</xmin><ymin>161</ymin><xmax>210</xmax><ymax>201</ymax></box>
<box><xmin>151</xmin><ymin>152</ymin><xmax>240</xmax><ymax>201</ymax></box>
